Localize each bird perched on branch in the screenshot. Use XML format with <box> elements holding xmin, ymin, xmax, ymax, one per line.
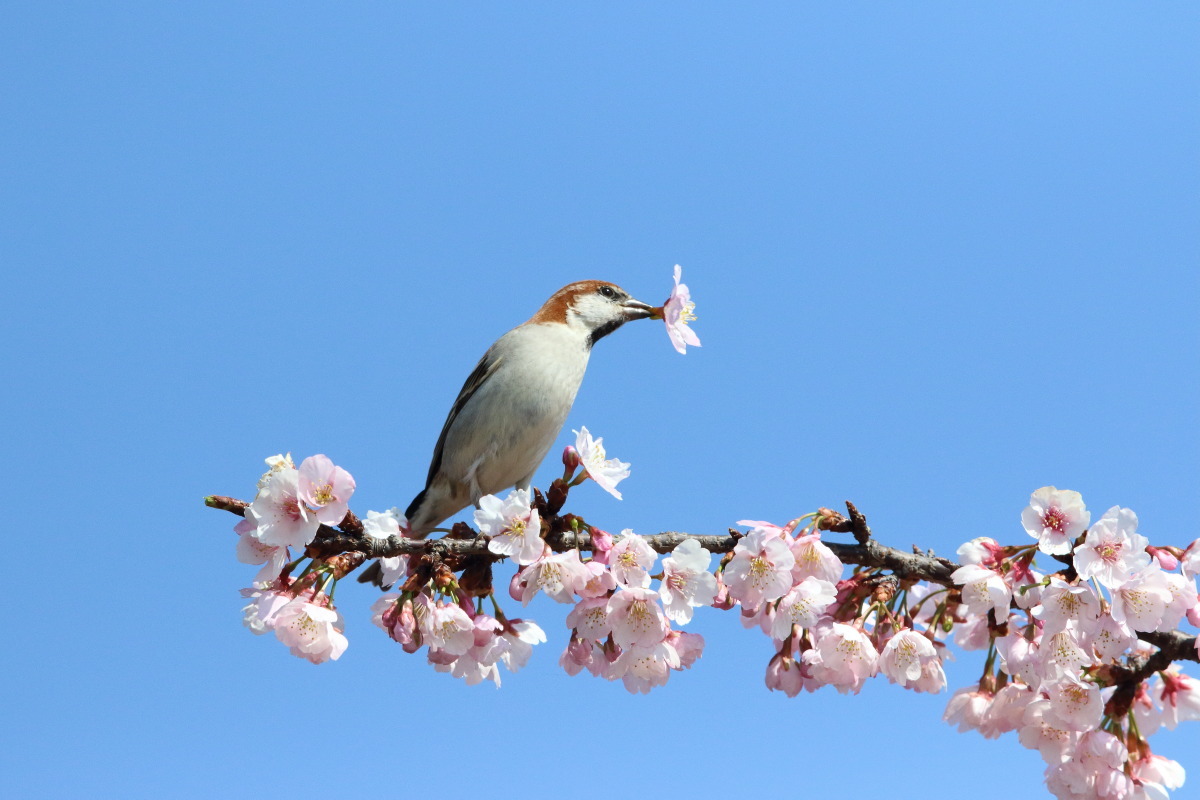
<box><xmin>404</xmin><ymin>280</ymin><xmax>654</xmax><ymax>538</ymax></box>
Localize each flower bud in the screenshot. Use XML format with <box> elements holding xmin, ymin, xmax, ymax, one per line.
<box><xmin>1147</xmin><ymin>545</ymin><xmax>1179</xmax><ymax>571</ymax></box>
<box><xmin>562</xmin><ymin>445</ymin><xmax>581</xmax><ymax>470</ymax></box>
<box><xmin>590</xmin><ymin>526</ymin><xmax>614</xmax><ymax>565</ymax></box>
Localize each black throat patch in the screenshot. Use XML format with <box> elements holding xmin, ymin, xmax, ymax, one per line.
<box><xmin>587</xmin><ymin>319</ymin><xmax>624</xmax><ymax>349</ymax></box>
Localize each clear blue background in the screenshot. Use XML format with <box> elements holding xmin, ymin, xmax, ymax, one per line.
<box><xmin>4</xmin><ymin>4</ymin><xmax>1197</xmax><ymax>798</ymax></box>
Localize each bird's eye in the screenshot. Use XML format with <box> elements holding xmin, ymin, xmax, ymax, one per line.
<box><xmin>598</xmin><ymin>286</ymin><xmax>616</xmax><ymax>299</ymax></box>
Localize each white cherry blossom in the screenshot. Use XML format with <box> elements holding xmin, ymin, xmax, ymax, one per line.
<box><xmin>1022</xmin><ymin>486</ymin><xmax>1090</xmax><ymax>556</ymax></box>
<box><xmin>573</xmin><ymin>426</ymin><xmax>630</xmax><ymax>499</ymax></box>
<box><xmin>476</xmin><ymin>488</ymin><xmax>543</xmax><ymax>565</ymax></box>
<box><xmin>1073</xmin><ymin>506</ymin><xmax>1150</xmax><ymax>589</ymax></box>
<box><xmin>658</xmin><ymin>539</ymin><xmax>718</xmax><ymax>624</ymax></box>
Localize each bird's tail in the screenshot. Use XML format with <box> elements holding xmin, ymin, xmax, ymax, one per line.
<box><xmin>404</xmin><ymin>489</ymin><xmax>428</xmax><ymax>525</ymax></box>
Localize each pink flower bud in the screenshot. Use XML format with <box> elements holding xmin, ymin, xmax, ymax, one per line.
<box><xmin>565</xmin><ymin>635</ymin><xmax>593</xmax><ymax>667</ymax></box>
<box><xmin>711</xmin><ymin>574</ymin><xmax>735</xmax><ymax>610</ymax></box>
<box><xmin>590</xmin><ymin>526</ymin><xmax>614</xmax><ymax>565</ymax></box>
<box><xmin>1148</xmin><ymin>545</ymin><xmax>1179</xmax><ymax>571</ymax></box>
<box><xmin>765</xmin><ymin>653</ymin><xmax>807</xmax><ymax>697</ymax></box>
<box><xmin>509</xmin><ymin>569</ymin><xmax>525</xmax><ymax>603</ymax></box>
<box><xmin>562</xmin><ymin>445</ymin><xmax>581</xmax><ymax>470</ymax></box>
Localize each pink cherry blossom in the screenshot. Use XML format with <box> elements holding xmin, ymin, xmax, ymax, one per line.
<box><xmin>1157</xmin><ymin>572</ymin><xmax>1198</xmax><ymax>633</ymax></box>
<box><xmin>957</xmin><ymin>537</ymin><xmax>1004</xmax><ymax>568</ymax></box>
<box><xmin>609</xmin><ymin>530</ymin><xmax>656</xmax><ymax>588</ymax></box>
<box><xmin>573</xmin><ymin>426</ymin><xmax>630</xmax><ymax>500</ymax></box>
<box><xmin>998</xmin><ymin>631</ymin><xmax>1042</xmax><ymax>687</ymax></box>
<box><xmin>667</xmin><ymin>630</ymin><xmax>704</xmax><ymax>669</ymax></box>
<box><xmin>516</xmin><ymin>548</ymin><xmax>591</xmax><ymax>604</ymax></box>
<box><xmin>913</xmin><ymin>657</ymin><xmax>949</xmax><ymax>694</ymax></box>
<box><xmin>770</xmin><ymin>577</ymin><xmax>837</xmax><ymax>640</ymax></box>
<box><xmin>614</xmin><ymin>641</ymin><xmax>680</xmax><ymax>694</ymax></box>
<box><xmin>297</xmin><ymin>454</ymin><xmax>355</xmax><ymax>526</ymax></box>
<box><xmin>558</xmin><ymin>635</ymin><xmax>598</xmax><ymax>677</ymax></box>
<box><xmin>1019</xmin><ymin>698</ymin><xmax>1081</xmax><ymax>764</ymax></box>
<box><xmin>500</xmin><ymin>619</ymin><xmax>546</xmax><ymax>672</ymax></box>
<box><xmin>943</xmin><ymin>687</ymin><xmax>995</xmax><ymax>735</ymax></box>
<box><xmin>658</xmin><ymin>539</ymin><xmax>718</xmax><ymax>624</ymax></box>
<box><xmin>790</xmin><ymin>532</ymin><xmax>843</xmax><ymax>584</ymax></box>
<box><xmin>953</xmin><ymin>612</ymin><xmax>995</xmax><ymax>652</ymax></box>
<box><xmin>724</xmin><ymin>528</ymin><xmax>795</xmax><ymax>609</ymax></box>
<box><xmin>416</xmin><ymin>596</ymin><xmax>475</xmax><ymax>656</ymax></box>
<box><xmin>1091</xmin><ymin>612</ymin><xmax>1137</xmax><ymax>661</ymax></box>
<box><xmin>371</xmin><ymin>593</ymin><xmax>419</xmax><ymax>651</ymax></box>
<box><xmin>1110</xmin><ymin>566</ymin><xmax>1172</xmax><ymax>634</ymax></box>
<box><xmin>1033</xmin><ymin>578</ymin><xmax>1100</xmax><ymax>635</ymax></box>
<box><xmin>1041</xmin><ymin>629</ymin><xmax>1095</xmax><ymax>681</ymax></box>
<box><xmin>1130</xmin><ymin>753</ymin><xmax>1186</xmax><ymax>798</ymax></box>
<box><xmin>256</xmin><ymin>453</ymin><xmax>295</xmax><ymax>489</ymax></box>
<box><xmin>607</xmin><ymin>588</ymin><xmax>670</xmax><ymax>650</ymax></box>
<box><xmin>475</xmin><ymin>488</ymin><xmax>543</xmax><ymax>565</ymax></box>
<box><xmin>246</xmin><ymin>466</ymin><xmax>320</xmax><ymax>549</ymax></box>
<box><xmin>880</xmin><ymin>629</ymin><xmax>940</xmax><ymax>690</ymax></box>
<box><xmin>235</xmin><ymin>524</ymin><xmax>289</xmax><ymax>585</ymax></box>
<box><xmin>566</xmin><ymin>596</ymin><xmax>612</xmax><ymax>642</ymax></box>
<box><xmin>240</xmin><ymin>581</ymin><xmax>297</xmax><ymax>635</ymax></box>
<box><xmin>765</xmin><ymin>653</ymin><xmax>812</xmax><ymax>697</ymax></box>
<box><xmin>662</xmin><ymin>264</ymin><xmax>700</xmax><ymax>354</ymax></box>
<box><xmin>1158</xmin><ymin>671</ymin><xmax>1200</xmax><ymax>730</ymax></box>
<box><xmin>1043</xmin><ymin>671</ymin><xmax>1104</xmax><ymax>731</ymax></box>
<box><xmin>808</xmin><ymin>622</ymin><xmax>879</xmax><ymax>694</ymax></box>
<box><xmin>1046</xmin><ymin>729</ymin><xmax>1130</xmax><ymax>799</ymax></box>
<box><xmin>272</xmin><ymin>599</ymin><xmax>348</xmax><ymax>664</ymax></box>
<box><xmin>1181</xmin><ymin>540</ymin><xmax>1200</xmax><ymax>580</ymax></box>
<box><xmin>1073</xmin><ymin>505</ymin><xmax>1151</xmax><ymax>589</ymax></box>
<box><xmin>443</xmin><ymin>614</ymin><xmax>507</xmax><ymax>686</ymax></box>
<box><xmin>1021</xmin><ymin>486</ymin><xmax>1090</xmax><ymax>556</ymax></box>
<box><xmin>981</xmin><ymin>683</ymin><xmax>1035</xmax><ymax>736</ymax></box>
<box><xmin>576</xmin><ymin>560</ymin><xmax>617</xmax><ymax>599</ymax></box>
<box><xmin>951</xmin><ymin>563</ymin><xmax>1012</xmax><ymax>620</ymax></box>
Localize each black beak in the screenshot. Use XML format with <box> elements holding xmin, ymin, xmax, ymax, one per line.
<box><xmin>621</xmin><ymin>298</ymin><xmax>655</xmax><ymax>320</ymax></box>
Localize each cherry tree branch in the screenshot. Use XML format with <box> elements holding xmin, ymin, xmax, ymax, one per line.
<box><xmin>203</xmin><ymin>494</ymin><xmax>957</xmax><ymax>583</ymax></box>
<box><xmin>203</xmin><ymin>492</ymin><xmax>1198</xmax><ymax>683</ymax></box>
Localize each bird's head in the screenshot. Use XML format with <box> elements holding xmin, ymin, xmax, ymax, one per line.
<box><xmin>527</xmin><ymin>280</ymin><xmax>654</xmax><ymax>346</ymax></box>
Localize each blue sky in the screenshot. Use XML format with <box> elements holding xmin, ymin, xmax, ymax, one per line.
<box><xmin>4</xmin><ymin>4</ymin><xmax>1198</xmax><ymax>798</ymax></box>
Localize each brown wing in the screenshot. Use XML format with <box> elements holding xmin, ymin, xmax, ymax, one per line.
<box><xmin>423</xmin><ymin>349</ymin><xmax>504</xmax><ymax>488</ymax></box>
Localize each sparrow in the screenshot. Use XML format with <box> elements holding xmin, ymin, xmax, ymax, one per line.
<box><xmin>404</xmin><ymin>280</ymin><xmax>654</xmax><ymax>538</ymax></box>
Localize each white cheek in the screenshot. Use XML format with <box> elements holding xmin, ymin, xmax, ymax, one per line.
<box><xmin>567</xmin><ymin>295</ymin><xmax>621</xmax><ymax>329</ymax></box>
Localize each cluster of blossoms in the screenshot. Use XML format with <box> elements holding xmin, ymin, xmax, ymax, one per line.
<box><xmin>364</xmin><ymin>488</ymin><xmax>547</xmax><ymax>687</ymax></box>
<box><xmin>366</xmin><ymin>429</ymin><xmax>710</xmax><ymax>692</ymax></box>
<box><xmin>235</xmin><ymin>454</ymin><xmax>356</xmax><ymax>662</ymax></box>
<box><xmin>939</xmin><ymin>487</ymin><xmax>1200</xmax><ymax>799</ymax></box>
<box><xmin>726</xmin><ymin>518</ymin><xmax>947</xmax><ymax>697</ymax></box>
<box><xmin>223</xmin><ymin>451</ymin><xmax>1198</xmax><ymax>798</ymax></box>
<box><xmin>520</xmin><ymin>527</ymin><xmax>711</xmax><ymax>693</ymax></box>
